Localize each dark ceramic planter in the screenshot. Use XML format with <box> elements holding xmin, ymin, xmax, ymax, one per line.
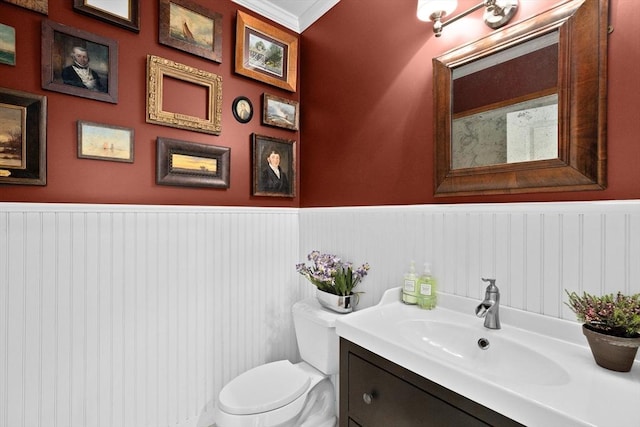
<box><xmin>582</xmin><ymin>324</ymin><xmax>640</xmax><ymax>372</ymax></box>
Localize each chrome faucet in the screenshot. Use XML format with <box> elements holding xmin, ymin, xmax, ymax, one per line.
<box><xmin>475</xmin><ymin>278</ymin><xmax>500</xmax><ymax>329</ymax></box>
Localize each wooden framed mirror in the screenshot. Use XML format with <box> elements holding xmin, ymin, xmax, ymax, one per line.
<box><xmin>433</xmin><ymin>0</ymin><xmax>608</xmax><ymax>196</ymax></box>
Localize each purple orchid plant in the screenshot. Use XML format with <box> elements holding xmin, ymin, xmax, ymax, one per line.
<box><xmin>296</xmin><ymin>250</ymin><xmax>370</xmax><ymax>296</ymax></box>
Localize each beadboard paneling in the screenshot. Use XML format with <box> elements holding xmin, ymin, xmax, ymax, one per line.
<box><xmin>0</xmin><ymin>204</ymin><xmax>303</xmax><ymax>427</ymax></box>
<box><xmin>299</xmin><ymin>201</ymin><xmax>640</xmax><ymax>319</ymax></box>
<box><xmin>2</xmin><ymin>201</ymin><xmax>640</xmax><ymax>427</ymax></box>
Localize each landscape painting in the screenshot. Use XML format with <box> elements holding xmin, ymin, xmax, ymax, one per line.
<box><xmin>0</xmin><ymin>102</ymin><xmax>25</xmax><ymax>169</ymax></box>
<box><xmin>77</xmin><ymin>120</ymin><xmax>134</xmax><ymax>163</ymax></box>
<box><xmin>0</xmin><ymin>23</ymin><xmax>16</xmax><ymax>66</ymax></box>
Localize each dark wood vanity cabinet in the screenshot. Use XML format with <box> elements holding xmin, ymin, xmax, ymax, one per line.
<box><xmin>339</xmin><ymin>339</ymin><xmax>523</xmax><ymax>427</ymax></box>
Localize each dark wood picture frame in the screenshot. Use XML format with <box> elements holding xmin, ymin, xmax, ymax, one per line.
<box><xmin>159</xmin><ymin>0</ymin><xmax>222</xmax><ymax>62</ymax></box>
<box><xmin>146</xmin><ymin>55</ymin><xmax>222</xmax><ymax>135</ymax></box>
<box><xmin>156</xmin><ymin>137</ymin><xmax>230</xmax><ymax>188</ymax></box>
<box><xmin>235</xmin><ymin>11</ymin><xmax>298</xmax><ymax>92</ymax></box>
<box><xmin>73</xmin><ymin>0</ymin><xmax>140</xmax><ymax>33</ymax></box>
<box><xmin>77</xmin><ymin>120</ymin><xmax>134</xmax><ymax>163</ymax></box>
<box><xmin>0</xmin><ymin>87</ymin><xmax>46</xmax><ymax>185</ymax></box>
<box><xmin>232</xmin><ymin>96</ymin><xmax>253</xmax><ymax>123</ymax></box>
<box><xmin>252</xmin><ymin>133</ymin><xmax>295</xmax><ymax>198</ymax></box>
<box><xmin>41</xmin><ymin>19</ymin><xmax>118</xmax><ymax>103</ymax></box>
<box><xmin>262</xmin><ymin>93</ymin><xmax>299</xmax><ymax>131</ymax></box>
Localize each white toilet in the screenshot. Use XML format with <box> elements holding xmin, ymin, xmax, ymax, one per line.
<box><xmin>213</xmin><ymin>298</ymin><xmax>341</xmax><ymax>427</ymax></box>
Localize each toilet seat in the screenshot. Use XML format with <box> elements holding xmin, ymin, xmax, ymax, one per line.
<box><xmin>218</xmin><ymin>360</ymin><xmax>311</xmax><ymax>415</ymax></box>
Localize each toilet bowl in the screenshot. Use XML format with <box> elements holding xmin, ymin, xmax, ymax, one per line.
<box><xmin>213</xmin><ymin>298</ymin><xmax>341</xmax><ymax>427</ymax></box>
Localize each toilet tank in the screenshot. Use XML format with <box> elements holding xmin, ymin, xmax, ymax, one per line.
<box><xmin>292</xmin><ymin>298</ymin><xmax>342</xmax><ymax>375</ymax></box>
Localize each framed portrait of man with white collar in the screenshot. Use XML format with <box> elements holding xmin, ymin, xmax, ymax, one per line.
<box><xmin>41</xmin><ymin>19</ymin><xmax>118</xmax><ymax>103</ymax></box>
<box><xmin>252</xmin><ymin>133</ymin><xmax>296</xmax><ymax>198</ymax></box>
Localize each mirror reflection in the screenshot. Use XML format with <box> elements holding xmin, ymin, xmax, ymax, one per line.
<box><xmin>451</xmin><ymin>31</ymin><xmax>559</xmax><ymax>170</ymax></box>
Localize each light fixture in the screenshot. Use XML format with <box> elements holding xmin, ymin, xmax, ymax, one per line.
<box><xmin>417</xmin><ymin>0</ymin><xmax>518</xmax><ymax>37</ymax></box>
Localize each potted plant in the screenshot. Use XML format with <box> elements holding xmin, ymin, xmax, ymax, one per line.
<box><xmin>565</xmin><ymin>290</ymin><xmax>640</xmax><ymax>372</ymax></box>
<box><xmin>296</xmin><ymin>250</ymin><xmax>370</xmax><ymax>313</ymax></box>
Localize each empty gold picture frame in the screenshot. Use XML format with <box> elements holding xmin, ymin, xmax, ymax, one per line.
<box><xmin>146</xmin><ymin>54</ymin><xmax>223</xmax><ymax>135</ymax></box>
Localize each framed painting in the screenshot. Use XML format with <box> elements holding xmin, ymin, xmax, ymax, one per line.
<box><xmin>41</xmin><ymin>19</ymin><xmax>118</xmax><ymax>103</ymax></box>
<box><xmin>251</xmin><ymin>133</ymin><xmax>295</xmax><ymax>197</ymax></box>
<box><xmin>77</xmin><ymin>120</ymin><xmax>134</xmax><ymax>163</ymax></box>
<box><xmin>263</xmin><ymin>93</ymin><xmax>299</xmax><ymax>131</ymax></box>
<box><xmin>73</xmin><ymin>0</ymin><xmax>140</xmax><ymax>33</ymax></box>
<box><xmin>156</xmin><ymin>137</ymin><xmax>230</xmax><ymax>188</ymax></box>
<box><xmin>0</xmin><ymin>23</ymin><xmax>16</xmax><ymax>66</ymax></box>
<box><xmin>235</xmin><ymin>11</ymin><xmax>298</xmax><ymax>92</ymax></box>
<box><xmin>146</xmin><ymin>55</ymin><xmax>223</xmax><ymax>135</ymax></box>
<box><xmin>0</xmin><ymin>87</ymin><xmax>46</xmax><ymax>185</ymax></box>
<box><xmin>159</xmin><ymin>0</ymin><xmax>222</xmax><ymax>62</ymax></box>
<box><xmin>2</xmin><ymin>0</ymin><xmax>48</xmax><ymax>15</ymax></box>
<box><xmin>232</xmin><ymin>96</ymin><xmax>253</xmax><ymax>123</ymax></box>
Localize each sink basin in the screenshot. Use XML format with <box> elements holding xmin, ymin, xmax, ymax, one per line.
<box><xmin>397</xmin><ymin>319</ymin><xmax>570</xmax><ymax>386</ymax></box>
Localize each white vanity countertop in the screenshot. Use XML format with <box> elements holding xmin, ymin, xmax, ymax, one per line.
<box><xmin>335</xmin><ymin>288</ymin><xmax>640</xmax><ymax>427</ymax></box>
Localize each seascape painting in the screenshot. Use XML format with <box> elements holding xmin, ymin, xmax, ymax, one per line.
<box><xmin>78</xmin><ymin>121</ymin><xmax>133</xmax><ymax>162</ymax></box>
<box><xmin>169</xmin><ymin>2</ymin><xmax>213</xmax><ymax>51</ymax></box>
<box><xmin>0</xmin><ymin>23</ymin><xmax>16</xmax><ymax>66</ymax></box>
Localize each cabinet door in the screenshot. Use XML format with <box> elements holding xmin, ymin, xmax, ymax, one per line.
<box><xmin>347</xmin><ymin>353</ymin><xmax>490</xmax><ymax>427</ymax></box>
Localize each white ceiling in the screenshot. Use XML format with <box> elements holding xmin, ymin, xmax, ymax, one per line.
<box><xmin>231</xmin><ymin>0</ymin><xmax>340</xmax><ymax>33</ymax></box>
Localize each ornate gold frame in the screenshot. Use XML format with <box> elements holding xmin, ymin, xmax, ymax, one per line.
<box><xmin>146</xmin><ymin>55</ymin><xmax>222</xmax><ymax>135</ymax></box>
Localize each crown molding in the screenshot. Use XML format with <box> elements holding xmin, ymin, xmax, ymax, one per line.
<box><xmin>231</xmin><ymin>0</ymin><xmax>340</xmax><ymax>33</ymax></box>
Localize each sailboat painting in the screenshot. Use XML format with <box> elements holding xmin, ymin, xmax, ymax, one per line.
<box><xmin>160</xmin><ymin>0</ymin><xmax>222</xmax><ymax>62</ymax></box>
<box><xmin>169</xmin><ymin>2</ymin><xmax>213</xmax><ymax>50</ymax></box>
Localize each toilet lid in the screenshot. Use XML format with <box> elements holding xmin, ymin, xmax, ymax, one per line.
<box><xmin>218</xmin><ymin>360</ymin><xmax>311</xmax><ymax>415</ymax></box>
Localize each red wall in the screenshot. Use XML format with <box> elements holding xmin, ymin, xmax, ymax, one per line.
<box><xmin>0</xmin><ymin>1</ymin><xmax>300</xmax><ymax>207</ymax></box>
<box><xmin>300</xmin><ymin>0</ymin><xmax>640</xmax><ymax>206</ymax></box>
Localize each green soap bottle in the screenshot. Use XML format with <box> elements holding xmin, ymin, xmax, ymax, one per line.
<box><xmin>402</xmin><ymin>261</ymin><xmax>418</xmax><ymax>304</ymax></box>
<box><xmin>417</xmin><ymin>262</ymin><xmax>437</xmax><ymax>309</ymax></box>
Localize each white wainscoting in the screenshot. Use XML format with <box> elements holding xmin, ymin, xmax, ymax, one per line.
<box><xmin>2</xmin><ymin>200</ymin><xmax>640</xmax><ymax>427</ymax></box>
<box><xmin>0</xmin><ymin>204</ymin><xmax>303</xmax><ymax>427</ymax></box>
<box><xmin>299</xmin><ymin>201</ymin><xmax>640</xmax><ymax>318</ymax></box>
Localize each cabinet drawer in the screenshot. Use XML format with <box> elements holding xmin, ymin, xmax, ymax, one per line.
<box><xmin>347</xmin><ymin>353</ymin><xmax>489</xmax><ymax>427</ymax></box>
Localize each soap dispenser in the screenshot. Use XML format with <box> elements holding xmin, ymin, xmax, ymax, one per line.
<box><xmin>417</xmin><ymin>262</ymin><xmax>437</xmax><ymax>310</ymax></box>
<box><xmin>402</xmin><ymin>261</ymin><xmax>418</xmax><ymax>304</ymax></box>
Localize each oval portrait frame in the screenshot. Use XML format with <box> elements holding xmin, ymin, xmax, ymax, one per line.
<box><xmin>232</xmin><ymin>96</ymin><xmax>253</xmax><ymax>123</ymax></box>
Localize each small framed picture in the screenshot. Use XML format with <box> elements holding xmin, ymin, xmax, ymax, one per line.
<box><xmin>235</xmin><ymin>11</ymin><xmax>298</xmax><ymax>92</ymax></box>
<box><xmin>159</xmin><ymin>0</ymin><xmax>222</xmax><ymax>62</ymax></box>
<box><xmin>0</xmin><ymin>23</ymin><xmax>16</xmax><ymax>66</ymax></box>
<box><xmin>0</xmin><ymin>87</ymin><xmax>46</xmax><ymax>185</ymax></box>
<box><xmin>232</xmin><ymin>96</ymin><xmax>253</xmax><ymax>123</ymax></box>
<box><xmin>3</xmin><ymin>0</ymin><xmax>48</xmax><ymax>15</ymax></box>
<box><xmin>146</xmin><ymin>55</ymin><xmax>222</xmax><ymax>135</ymax></box>
<box><xmin>252</xmin><ymin>133</ymin><xmax>295</xmax><ymax>197</ymax></box>
<box><xmin>41</xmin><ymin>19</ymin><xmax>118</xmax><ymax>103</ymax></box>
<box><xmin>156</xmin><ymin>137</ymin><xmax>230</xmax><ymax>188</ymax></box>
<box><xmin>77</xmin><ymin>120</ymin><xmax>134</xmax><ymax>163</ymax></box>
<box><xmin>263</xmin><ymin>93</ymin><xmax>299</xmax><ymax>131</ymax></box>
<box><xmin>73</xmin><ymin>0</ymin><xmax>140</xmax><ymax>33</ymax></box>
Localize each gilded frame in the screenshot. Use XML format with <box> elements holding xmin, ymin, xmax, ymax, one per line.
<box><xmin>0</xmin><ymin>87</ymin><xmax>46</xmax><ymax>185</ymax></box>
<box><xmin>235</xmin><ymin>11</ymin><xmax>298</xmax><ymax>92</ymax></box>
<box><xmin>159</xmin><ymin>0</ymin><xmax>222</xmax><ymax>62</ymax></box>
<box><xmin>73</xmin><ymin>0</ymin><xmax>140</xmax><ymax>33</ymax></box>
<box><xmin>156</xmin><ymin>136</ymin><xmax>230</xmax><ymax>188</ymax></box>
<box><xmin>146</xmin><ymin>55</ymin><xmax>223</xmax><ymax>135</ymax></box>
